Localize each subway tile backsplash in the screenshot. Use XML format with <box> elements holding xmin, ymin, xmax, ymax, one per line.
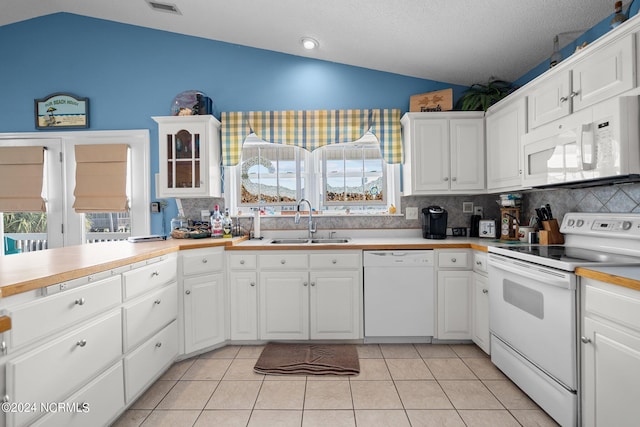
<box><xmin>176</xmin><ymin>182</ymin><xmax>640</xmax><ymax>234</ymax></box>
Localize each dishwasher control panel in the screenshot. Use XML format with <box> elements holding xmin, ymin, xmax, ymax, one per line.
<box><xmin>363</xmin><ymin>251</ymin><xmax>434</xmax><ymax>266</ymax></box>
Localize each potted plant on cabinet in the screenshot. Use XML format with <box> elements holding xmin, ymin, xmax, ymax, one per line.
<box><xmin>455</xmin><ymin>78</ymin><xmax>515</xmax><ymax>111</ymax></box>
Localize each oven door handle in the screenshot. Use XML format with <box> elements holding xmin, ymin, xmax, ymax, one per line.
<box><xmin>489</xmin><ymin>256</ymin><xmax>575</xmax><ymax>290</ymax></box>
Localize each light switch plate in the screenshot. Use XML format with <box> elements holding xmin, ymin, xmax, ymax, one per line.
<box><xmin>462</xmin><ymin>202</ymin><xmax>474</xmax><ymax>213</ymax></box>
<box><xmin>406</xmin><ymin>207</ymin><xmax>419</xmax><ymax>220</ymax></box>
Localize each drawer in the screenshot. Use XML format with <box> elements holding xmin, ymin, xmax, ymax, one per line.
<box><xmin>437</xmin><ymin>251</ymin><xmax>471</xmax><ymax>269</ymax></box>
<box><xmin>123</xmin><ymin>282</ymin><xmax>178</xmax><ymax>351</ymax></box>
<box><xmin>182</xmin><ymin>247</ymin><xmax>224</xmax><ymax>276</ymax></box>
<box><xmin>6</xmin><ymin>311</ymin><xmax>122</xmax><ymax>427</ymax></box>
<box><xmin>585</xmin><ymin>281</ymin><xmax>640</xmax><ymax>332</ymax></box>
<box><xmin>310</xmin><ymin>252</ymin><xmax>361</xmax><ymax>269</ymax></box>
<box><xmin>124</xmin><ymin>320</ymin><xmax>178</xmax><ymax>402</ymax></box>
<box><xmin>8</xmin><ymin>275</ymin><xmax>122</xmax><ymax>350</ymax></box>
<box><xmin>123</xmin><ymin>257</ymin><xmax>177</xmax><ymax>300</ymax></box>
<box><xmin>31</xmin><ymin>362</ymin><xmax>125</xmax><ymax>427</ymax></box>
<box><xmin>473</xmin><ymin>251</ymin><xmax>488</xmax><ymax>274</ymax></box>
<box><xmin>260</xmin><ymin>253</ymin><xmax>308</xmax><ymax>270</ymax></box>
<box><xmin>229</xmin><ymin>254</ymin><xmax>257</xmax><ymax>270</ymax></box>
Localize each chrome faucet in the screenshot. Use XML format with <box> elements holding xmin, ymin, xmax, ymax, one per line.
<box><xmin>295</xmin><ymin>198</ymin><xmax>316</xmax><ymax>239</ymax></box>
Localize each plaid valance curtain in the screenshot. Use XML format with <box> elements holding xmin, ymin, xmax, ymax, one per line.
<box><xmin>221</xmin><ymin>108</ymin><xmax>402</xmax><ymax>166</ymax></box>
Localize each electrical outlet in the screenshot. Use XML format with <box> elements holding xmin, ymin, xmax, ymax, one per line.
<box><xmin>474</xmin><ymin>206</ymin><xmax>484</xmax><ymax>216</ymax></box>
<box><xmin>405</xmin><ymin>207</ymin><xmax>419</xmax><ymax>220</ymax></box>
<box><xmin>462</xmin><ymin>202</ymin><xmax>474</xmax><ymax>213</ymax></box>
<box><xmin>150</xmin><ymin>202</ymin><xmax>160</xmax><ymax>213</ymax></box>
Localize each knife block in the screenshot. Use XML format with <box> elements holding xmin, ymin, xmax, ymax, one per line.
<box><xmin>539</xmin><ymin>219</ymin><xmax>564</xmax><ymax>245</ymax></box>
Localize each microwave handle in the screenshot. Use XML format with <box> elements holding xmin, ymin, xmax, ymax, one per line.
<box><xmin>579</xmin><ymin>123</ymin><xmax>595</xmax><ymax>170</ymax></box>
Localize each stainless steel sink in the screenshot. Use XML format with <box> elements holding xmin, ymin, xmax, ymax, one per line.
<box><xmin>270</xmin><ymin>238</ymin><xmax>311</xmax><ymax>244</ymax></box>
<box><xmin>310</xmin><ymin>238</ymin><xmax>350</xmax><ymax>244</ymax></box>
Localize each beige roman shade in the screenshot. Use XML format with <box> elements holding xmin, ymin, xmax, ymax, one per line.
<box><xmin>0</xmin><ymin>146</ymin><xmax>46</xmax><ymax>212</ymax></box>
<box><xmin>73</xmin><ymin>144</ymin><xmax>129</xmax><ymax>212</ymax></box>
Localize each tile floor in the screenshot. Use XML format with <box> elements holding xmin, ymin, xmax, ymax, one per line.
<box><xmin>112</xmin><ymin>343</ymin><xmax>559</xmax><ymax>427</ymax></box>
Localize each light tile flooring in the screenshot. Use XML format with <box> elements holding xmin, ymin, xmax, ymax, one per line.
<box><xmin>112</xmin><ymin>343</ymin><xmax>559</xmax><ymax>427</ymax></box>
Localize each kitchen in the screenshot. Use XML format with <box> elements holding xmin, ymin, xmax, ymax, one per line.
<box><xmin>2</xmin><ymin>2</ymin><xmax>640</xmax><ymax>427</ymax></box>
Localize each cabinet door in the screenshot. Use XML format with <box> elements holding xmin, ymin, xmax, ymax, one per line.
<box><xmin>486</xmin><ymin>97</ymin><xmax>526</xmax><ymax>191</ymax></box>
<box><xmin>449</xmin><ymin>118</ymin><xmax>485</xmax><ymax>191</ymax></box>
<box><xmin>572</xmin><ymin>34</ymin><xmax>635</xmax><ymax>112</ymax></box>
<box><xmin>437</xmin><ymin>270</ymin><xmax>472</xmax><ymax>340</ymax></box>
<box><xmin>309</xmin><ymin>270</ymin><xmax>360</xmax><ymax>340</ymax></box>
<box><xmin>259</xmin><ymin>271</ymin><xmax>309</xmax><ymax>340</ymax></box>
<box><xmin>472</xmin><ymin>272</ymin><xmax>490</xmax><ymax>354</ymax></box>
<box><xmin>229</xmin><ymin>271</ymin><xmax>258</xmax><ymax>341</ymax></box>
<box><xmin>527</xmin><ymin>70</ymin><xmax>572</xmax><ymax>129</ymax></box>
<box><xmin>183</xmin><ymin>272</ymin><xmax>225</xmax><ymax>354</ymax></box>
<box><xmin>582</xmin><ymin>317</ymin><xmax>640</xmax><ymax>427</ymax></box>
<box><xmin>411</xmin><ymin>118</ymin><xmax>450</xmax><ymax>192</ymax></box>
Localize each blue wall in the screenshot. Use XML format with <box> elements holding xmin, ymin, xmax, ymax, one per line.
<box><xmin>0</xmin><ymin>13</ymin><xmax>465</xmax><ymax>234</ymax></box>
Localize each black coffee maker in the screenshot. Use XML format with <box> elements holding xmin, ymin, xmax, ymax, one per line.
<box><xmin>422</xmin><ymin>206</ymin><xmax>448</xmax><ymax>239</ymax></box>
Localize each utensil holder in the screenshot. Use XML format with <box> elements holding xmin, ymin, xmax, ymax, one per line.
<box><xmin>539</xmin><ymin>219</ymin><xmax>564</xmax><ymax>245</ymax></box>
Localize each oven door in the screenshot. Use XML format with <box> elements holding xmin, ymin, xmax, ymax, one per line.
<box><xmin>489</xmin><ymin>253</ymin><xmax>577</xmax><ymax>390</ymax></box>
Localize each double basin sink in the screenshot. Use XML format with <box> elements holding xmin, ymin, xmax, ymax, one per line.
<box><xmin>270</xmin><ymin>238</ymin><xmax>350</xmax><ymax>245</ymax></box>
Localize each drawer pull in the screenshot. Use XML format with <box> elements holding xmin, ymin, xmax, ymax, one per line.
<box><xmin>75</xmin><ymin>298</ymin><xmax>86</xmax><ymax>306</ymax></box>
<box><xmin>581</xmin><ymin>336</ymin><xmax>592</xmax><ymax>344</ymax></box>
<box><xmin>332</xmin><ymin>259</ymin><xmax>337</xmax><ymax>264</ymax></box>
<box><xmin>87</xmin><ymin>276</ymin><xmax>93</xmax><ymax>282</ymax></box>
<box><xmin>1</xmin><ymin>341</ymin><xmax>6</xmax><ymax>355</ymax></box>
<box><xmin>240</xmin><ymin>260</ymin><xmax>245</xmax><ymax>265</ymax></box>
<box><xmin>202</xmin><ymin>258</ymin><xmax>208</xmax><ymax>263</ymax></box>
<box><xmin>451</xmin><ymin>258</ymin><xmax>457</xmax><ymax>263</ymax></box>
<box><xmin>155</xmin><ymin>342</ymin><xmax>162</xmax><ymax>348</ymax></box>
<box><xmin>281</xmin><ymin>259</ymin><xmax>286</xmax><ymax>264</ymax></box>
<box><xmin>250</xmin><ymin>282</ymin><xmax>256</xmax><ymax>287</ymax></box>
<box><xmin>482</xmin><ymin>289</ymin><xmax>488</xmax><ymax>294</ymax></box>
<box><xmin>185</xmin><ymin>290</ymin><xmax>191</xmax><ymax>295</ymax></box>
<box><xmin>476</xmin><ymin>261</ymin><xmax>482</xmax><ymax>265</ymax></box>
<box><xmin>76</xmin><ymin>339</ymin><xmax>87</xmax><ymax>347</ymax></box>
<box><xmin>2</xmin><ymin>395</ymin><xmax>8</xmax><ymax>403</ymax></box>
<box><xmin>151</xmin><ymin>271</ymin><xmax>160</xmax><ymax>277</ymax></box>
<box><xmin>154</xmin><ymin>299</ymin><xmax>162</xmax><ymax>305</ymax></box>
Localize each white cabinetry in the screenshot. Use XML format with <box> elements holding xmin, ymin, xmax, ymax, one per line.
<box><xmin>436</xmin><ymin>250</ymin><xmax>472</xmax><ymax>340</ymax></box>
<box><xmin>259</xmin><ymin>251</ymin><xmax>362</xmax><ymax>341</ymax></box>
<box><xmin>154</xmin><ymin>115</ymin><xmax>222</xmax><ymax>198</ymax></box>
<box><xmin>228</xmin><ymin>254</ymin><xmax>258</xmax><ymax>341</ymax></box>
<box><xmin>180</xmin><ymin>247</ymin><xmax>225</xmax><ymax>355</ymax></box>
<box><xmin>472</xmin><ymin>251</ymin><xmax>490</xmax><ymax>354</ymax></box>
<box><xmin>528</xmin><ymin>34</ymin><xmax>635</xmax><ymax>129</ymax></box>
<box><xmin>581</xmin><ymin>277</ymin><xmax>640</xmax><ymax>427</ymax></box>
<box><xmin>485</xmin><ymin>96</ymin><xmax>527</xmax><ymax>191</ymax></box>
<box><xmin>401</xmin><ymin>113</ymin><xmax>485</xmax><ymax>194</ymax></box>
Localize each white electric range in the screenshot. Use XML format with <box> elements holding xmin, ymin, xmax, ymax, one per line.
<box><xmin>488</xmin><ymin>212</ymin><xmax>640</xmax><ymax>427</ymax></box>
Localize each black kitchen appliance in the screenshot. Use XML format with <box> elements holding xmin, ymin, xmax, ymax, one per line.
<box><xmin>422</xmin><ymin>206</ymin><xmax>448</xmax><ymax>239</ymax></box>
<box><xmin>469</xmin><ymin>214</ymin><xmax>481</xmax><ymax>237</ymax></box>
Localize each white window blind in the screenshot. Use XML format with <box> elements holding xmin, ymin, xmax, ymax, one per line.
<box><xmin>0</xmin><ymin>146</ymin><xmax>46</xmax><ymax>212</ymax></box>
<box><xmin>73</xmin><ymin>144</ymin><xmax>129</xmax><ymax>213</ymax></box>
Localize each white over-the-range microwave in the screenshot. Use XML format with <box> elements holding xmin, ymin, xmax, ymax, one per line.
<box><xmin>522</xmin><ymin>96</ymin><xmax>640</xmax><ymax>188</ymax></box>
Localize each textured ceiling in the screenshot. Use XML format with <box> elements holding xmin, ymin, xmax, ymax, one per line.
<box><xmin>0</xmin><ymin>0</ymin><xmax>617</xmax><ymax>85</ymax></box>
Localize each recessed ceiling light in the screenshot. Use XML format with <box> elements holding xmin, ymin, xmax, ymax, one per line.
<box><xmin>301</xmin><ymin>37</ymin><xmax>319</xmax><ymax>50</ymax></box>
<box><xmin>146</xmin><ymin>0</ymin><xmax>181</xmax><ymax>15</ymax></box>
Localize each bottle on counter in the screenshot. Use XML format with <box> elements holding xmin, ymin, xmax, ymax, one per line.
<box><xmin>223</xmin><ymin>208</ymin><xmax>233</xmax><ymax>238</ymax></box>
<box><xmin>211</xmin><ymin>204</ymin><xmax>223</xmax><ymax>238</ymax></box>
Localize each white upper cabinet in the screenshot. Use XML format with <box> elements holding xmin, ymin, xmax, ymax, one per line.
<box><xmin>154</xmin><ymin>115</ymin><xmax>222</xmax><ymax>198</ymax></box>
<box><xmin>528</xmin><ymin>34</ymin><xmax>635</xmax><ymax>130</ymax></box>
<box><xmin>485</xmin><ymin>96</ymin><xmax>527</xmax><ymax>191</ymax></box>
<box><xmin>401</xmin><ymin>112</ymin><xmax>485</xmax><ymax>195</ymax></box>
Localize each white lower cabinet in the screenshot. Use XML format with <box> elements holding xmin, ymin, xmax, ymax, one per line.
<box><xmin>258</xmin><ymin>251</ymin><xmax>362</xmax><ymax>341</ymax></box>
<box><xmin>228</xmin><ymin>254</ymin><xmax>258</xmax><ymax>341</ymax></box>
<box><xmin>124</xmin><ymin>320</ymin><xmax>178</xmax><ymax>402</ymax></box>
<box><xmin>582</xmin><ymin>277</ymin><xmax>640</xmax><ymax>427</ymax></box>
<box><xmin>180</xmin><ymin>247</ymin><xmax>226</xmax><ymax>355</ymax></box>
<box><xmin>436</xmin><ymin>250</ymin><xmax>472</xmax><ymax>340</ymax></box>
<box><xmin>31</xmin><ymin>362</ymin><xmax>125</xmax><ymax>427</ymax></box>
<box><xmin>5</xmin><ymin>311</ymin><xmax>122</xmax><ymax>427</ymax></box>
<box><xmin>472</xmin><ymin>251</ymin><xmax>490</xmax><ymax>354</ymax></box>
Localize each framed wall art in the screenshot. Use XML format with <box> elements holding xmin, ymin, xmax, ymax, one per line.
<box><xmin>34</xmin><ymin>93</ymin><xmax>89</xmax><ymax>129</ymax></box>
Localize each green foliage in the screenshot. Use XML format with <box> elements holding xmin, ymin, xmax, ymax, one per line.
<box><xmin>456</xmin><ymin>79</ymin><xmax>514</xmax><ymax>111</ymax></box>
<box><xmin>2</xmin><ymin>212</ymin><xmax>47</xmax><ymax>233</ymax></box>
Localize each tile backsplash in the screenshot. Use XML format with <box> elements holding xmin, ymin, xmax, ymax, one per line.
<box><xmin>176</xmin><ymin>182</ymin><xmax>640</xmax><ymax>235</ymax></box>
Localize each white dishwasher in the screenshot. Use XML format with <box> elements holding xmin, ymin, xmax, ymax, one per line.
<box><xmin>363</xmin><ymin>251</ymin><xmax>435</xmax><ymax>341</ymax></box>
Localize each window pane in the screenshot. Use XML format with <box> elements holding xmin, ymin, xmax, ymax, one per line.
<box><xmin>2</xmin><ymin>212</ymin><xmax>48</xmax><ymax>253</ymax></box>
<box><xmin>85</xmin><ymin>212</ymin><xmax>131</xmax><ymax>242</ymax></box>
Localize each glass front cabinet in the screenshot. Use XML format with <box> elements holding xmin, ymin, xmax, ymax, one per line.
<box><xmin>154</xmin><ymin>115</ymin><xmax>222</xmax><ymax>198</ymax></box>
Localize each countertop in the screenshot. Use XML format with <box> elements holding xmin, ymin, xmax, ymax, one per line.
<box><xmin>576</xmin><ymin>266</ymin><xmax>640</xmax><ymax>292</ymax></box>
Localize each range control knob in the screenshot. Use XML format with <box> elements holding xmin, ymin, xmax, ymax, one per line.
<box><xmin>622</xmin><ymin>221</ymin><xmax>632</xmax><ymax>230</ymax></box>
<box><xmin>576</xmin><ymin>219</ymin><xmax>584</xmax><ymax>227</ymax></box>
<box><xmin>567</xmin><ymin>219</ymin><xmax>575</xmax><ymax>226</ymax></box>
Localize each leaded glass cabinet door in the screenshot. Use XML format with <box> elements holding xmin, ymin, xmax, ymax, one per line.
<box><xmin>154</xmin><ymin>115</ymin><xmax>221</xmax><ymax>198</ymax></box>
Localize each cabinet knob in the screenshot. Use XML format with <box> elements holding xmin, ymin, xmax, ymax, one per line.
<box><xmin>75</xmin><ymin>298</ymin><xmax>86</xmax><ymax>306</ymax></box>
<box><xmin>151</xmin><ymin>271</ymin><xmax>160</xmax><ymax>277</ymax></box>
<box><xmin>240</xmin><ymin>259</ymin><xmax>245</xmax><ymax>265</ymax></box>
<box><xmin>332</xmin><ymin>259</ymin><xmax>337</xmax><ymax>264</ymax></box>
<box><xmin>185</xmin><ymin>290</ymin><xmax>191</xmax><ymax>295</ymax></box>
<box><xmin>202</xmin><ymin>258</ymin><xmax>208</xmax><ymax>263</ymax></box>
<box><xmin>560</xmin><ymin>96</ymin><xmax>568</xmax><ymax>103</ymax></box>
<box><xmin>451</xmin><ymin>177</ymin><xmax>457</xmax><ymax>182</ymax></box>
<box><xmin>303</xmin><ymin>282</ymin><xmax>308</xmax><ymax>287</ymax></box>
<box><xmin>451</xmin><ymin>258</ymin><xmax>457</xmax><ymax>263</ymax></box>
<box><xmin>76</xmin><ymin>339</ymin><xmax>87</xmax><ymax>347</ymax></box>
<box><xmin>482</xmin><ymin>289</ymin><xmax>488</xmax><ymax>294</ymax></box>
<box><xmin>311</xmin><ymin>282</ymin><xmax>316</xmax><ymax>286</ymax></box>
<box><xmin>154</xmin><ymin>299</ymin><xmax>162</xmax><ymax>305</ymax></box>
<box><xmin>2</xmin><ymin>395</ymin><xmax>9</xmax><ymax>404</ymax></box>
<box><xmin>476</xmin><ymin>261</ymin><xmax>482</xmax><ymax>265</ymax></box>
<box><xmin>155</xmin><ymin>342</ymin><xmax>162</xmax><ymax>348</ymax></box>
<box><xmin>443</xmin><ymin>177</ymin><xmax>449</xmax><ymax>182</ymax></box>
<box><xmin>581</xmin><ymin>336</ymin><xmax>592</xmax><ymax>344</ymax></box>
<box><xmin>87</xmin><ymin>276</ymin><xmax>93</xmax><ymax>282</ymax></box>
<box><xmin>570</xmin><ymin>91</ymin><xmax>579</xmax><ymax>98</ymax></box>
<box><xmin>281</xmin><ymin>259</ymin><xmax>286</xmax><ymax>264</ymax></box>
<box><xmin>250</xmin><ymin>282</ymin><xmax>256</xmax><ymax>287</ymax></box>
